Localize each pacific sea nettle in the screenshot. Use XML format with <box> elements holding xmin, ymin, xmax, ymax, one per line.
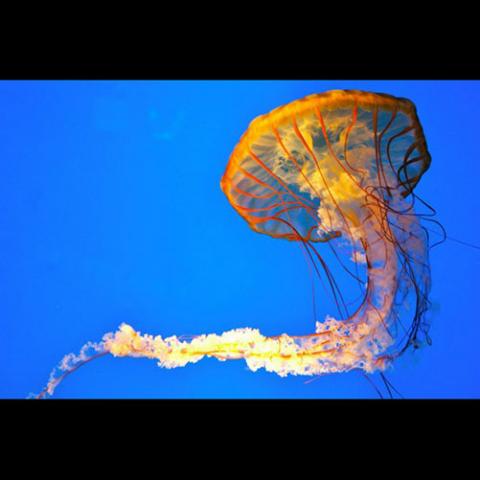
<box><xmin>38</xmin><ymin>90</ymin><xmax>433</xmax><ymax>398</ymax></box>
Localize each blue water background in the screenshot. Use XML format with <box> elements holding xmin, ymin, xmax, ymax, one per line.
<box><xmin>1</xmin><ymin>80</ymin><xmax>479</xmax><ymax>398</ymax></box>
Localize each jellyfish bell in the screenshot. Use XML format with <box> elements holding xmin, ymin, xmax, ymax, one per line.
<box><xmin>220</xmin><ymin>89</ymin><xmax>430</xmax><ymax>243</ymax></box>
<box><xmin>37</xmin><ymin>90</ymin><xmax>434</xmax><ymax>398</ymax></box>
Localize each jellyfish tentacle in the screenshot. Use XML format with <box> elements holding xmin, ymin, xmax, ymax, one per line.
<box><xmin>37</xmin><ymin>197</ymin><xmax>429</xmax><ymax>397</ymax></box>
<box><xmin>36</xmin><ymin>350</ymin><xmax>108</xmax><ymax>399</ymax></box>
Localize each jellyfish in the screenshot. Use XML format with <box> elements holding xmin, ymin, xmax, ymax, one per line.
<box><xmin>36</xmin><ymin>90</ymin><xmax>434</xmax><ymax>398</ymax></box>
